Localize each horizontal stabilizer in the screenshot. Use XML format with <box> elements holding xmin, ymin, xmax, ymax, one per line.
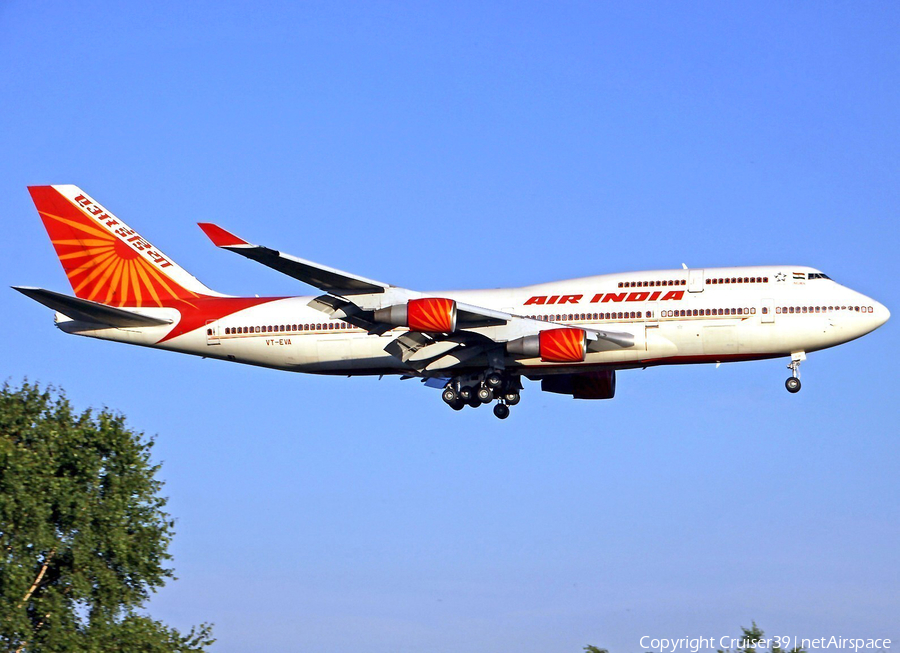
<box><xmin>13</xmin><ymin>287</ymin><xmax>172</xmax><ymax>328</ymax></box>
<box><xmin>198</xmin><ymin>223</ymin><xmax>388</xmax><ymax>295</ymax></box>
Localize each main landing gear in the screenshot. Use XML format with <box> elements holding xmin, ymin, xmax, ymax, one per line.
<box><xmin>785</xmin><ymin>351</ymin><xmax>805</xmax><ymax>394</ymax></box>
<box><xmin>441</xmin><ymin>372</ymin><xmax>521</xmax><ymax>419</ymax></box>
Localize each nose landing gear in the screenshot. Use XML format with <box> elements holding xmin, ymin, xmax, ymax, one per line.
<box><xmin>785</xmin><ymin>351</ymin><xmax>805</xmax><ymax>393</ymax></box>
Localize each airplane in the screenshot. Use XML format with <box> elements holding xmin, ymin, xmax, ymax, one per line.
<box><xmin>15</xmin><ymin>185</ymin><xmax>890</xmax><ymax>419</ymax></box>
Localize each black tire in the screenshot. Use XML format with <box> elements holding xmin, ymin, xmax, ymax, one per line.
<box><xmin>467</xmin><ymin>396</ymin><xmax>481</xmax><ymax>408</ymax></box>
<box><xmin>504</xmin><ymin>393</ymin><xmax>520</xmax><ymax>406</ymax></box>
<box><xmin>450</xmin><ymin>399</ymin><xmax>465</xmax><ymax>411</ymax></box>
<box><xmin>442</xmin><ymin>388</ymin><xmax>458</xmax><ymax>405</ymax></box>
<box><xmin>458</xmin><ymin>386</ymin><xmax>473</xmax><ymax>402</ymax></box>
<box><xmin>486</xmin><ymin>372</ymin><xmax>503</xmax><ymax>388</ymax></box>
<box><xmin>477</xmin><ymin>386</ymin><xmax>493</xmax><ymax>403</ymax></box>
<box><xmin>493</xmin><ymin>404</ymin><xmax>510</xmax><ymax>419</ymax></box>
<box><xmin>785</xmin><ymin>377</ymin><xmax>801</xmax><ymax>393</ymax></box>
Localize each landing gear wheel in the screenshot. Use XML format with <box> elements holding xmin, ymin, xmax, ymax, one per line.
<box><xmin>458</xmin><ymin>386</ymin><xmax>473</xmax><ymax>402</ymax></box>
<box><xmin>785</xmin><ymin>353</ymin><xmax>804</xmax><ymax>394</ymax></box>
<box><xmin>477</xmin><ymin>386</ymin><xmax>493</xmax><ymax>403</ymax></box>
<box><xmin>493</xmin><ymin>404</ymin><xmax>510</xmax><ymax>419</ymax></box>
<box><xmin>450</xmin><ymin>400</ymin><xmax>465</xmax><ymax>411</ymax></box>
<box><xmin>467</xmin><ymin>397</ymin><xmax>481</xmax><ymax>408</ymax></box>
<box><xmin>504</xmin><ymin>392</ymin><xmax>520</xmax><ymax>406</ymax></box>
<box><xmin>485</xmin><ymin>372</ymin><xmax>503</xmax><ymax>389</ymax></box>
<box><xmin>442</xmin><ymin>387</ymin><xmax>459</xmax><ymax>405</ymax></box>
<box><xmin>785</xmin><ymin>377</ymin><xmax>801</xmax><ymax>393</ymax></box>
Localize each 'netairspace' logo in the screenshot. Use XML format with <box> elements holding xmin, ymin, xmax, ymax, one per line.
<box><xmin>639</xmin><ymin>635</ymin><xmax>892</xmax><ymax>653</ymax></box>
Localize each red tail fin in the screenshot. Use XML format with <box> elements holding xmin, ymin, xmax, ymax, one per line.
<box><xmin>28</xmin><ymin>185</ymin><xmax>220</xmax><ymax>307</ymax></box>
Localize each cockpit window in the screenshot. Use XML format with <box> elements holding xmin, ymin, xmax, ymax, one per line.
<box><xmin>808</xmin><ymin>273</ymin><xmax>831</xmax><ymax>280</ymax></box>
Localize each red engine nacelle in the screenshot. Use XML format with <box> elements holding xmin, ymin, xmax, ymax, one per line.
<box><xmin>507</xmin><ymin>328</ymin><xmax>587</xmax><ymax>362</ymax></box>
<box><xmin>539</xmin><ymin>328</ymin><xmax>587</xmax><ymax>362</ymax></box>
<box><xmin>374</xmin><ymin>297</ymin><xmax>458</xmax><ymax>332</ymax></box>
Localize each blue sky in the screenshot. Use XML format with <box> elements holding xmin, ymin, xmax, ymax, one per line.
<box><xmin>1</xmin><ymin>2</ymin><xmax>898</xmax><ymax>651</ymax></box>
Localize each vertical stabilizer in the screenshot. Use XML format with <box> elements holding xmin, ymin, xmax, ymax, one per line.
<box><xmin>28</xmin><ymin>185</ymin><xmax>223</xmax><ymax>307</ymax></box>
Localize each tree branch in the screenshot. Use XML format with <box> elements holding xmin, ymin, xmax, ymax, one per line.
<box><xmin>17</xmin><ymin>549</ymin><xmax>55</xmax><ymax>609</ymax></box>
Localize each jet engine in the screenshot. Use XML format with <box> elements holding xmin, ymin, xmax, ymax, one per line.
<box><xmin>506</xmin><ymin>327</ymin><xmax>587</xmax><ymax>362</ymax></box>
<box><xmin>374</xmin><ymin>297</ymin><xmax>458</xmax><ymax>332</ymax></box>
<box><xmin>541</xmin><ymin>370</ymin><xmax>616</xmax><ymax>399</ymax></box>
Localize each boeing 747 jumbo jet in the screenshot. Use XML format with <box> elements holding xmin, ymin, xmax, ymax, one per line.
<box><xmin>16</xmin><ymin>186</ymin><xmax>890</xmax><ymax>419</ymax></box>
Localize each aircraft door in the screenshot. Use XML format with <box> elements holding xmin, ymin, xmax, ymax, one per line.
<box><xmin>205</xmin><ymin>320</ymin><xmax>220</xmax><ymax>345</ymax></box>
<box><xmin>761</xmin><ymin>299</ymin><xmax>775</xmax><ymax>323</ymax></box>
<box><xmin>688</xmin><ymin>269</ymin><xmax>705</xmax><ymax>293</ymax></box>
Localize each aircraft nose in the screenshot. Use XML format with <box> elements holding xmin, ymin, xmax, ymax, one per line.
<box><xmin>873</xmin><ymin>300</ymin><xmax>890</xmax><ymax>328</ymax></box>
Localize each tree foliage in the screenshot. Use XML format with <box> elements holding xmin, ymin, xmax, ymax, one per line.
<box><xmin>0</xmin><ymin>382</ymin><xmax>212</xmax><ymax>652</ymax></box>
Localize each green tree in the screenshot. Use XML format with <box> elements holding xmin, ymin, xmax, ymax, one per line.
<box><xmin>0</xmin><ymin>382</ymin><xmax>212</xmax><ymax>652</ymax></box>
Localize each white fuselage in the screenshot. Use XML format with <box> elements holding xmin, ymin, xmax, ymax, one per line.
<box><xmin>57</xmin><ymin>265</ymin><xmax>889</xmax><ymax>377</ymax></box>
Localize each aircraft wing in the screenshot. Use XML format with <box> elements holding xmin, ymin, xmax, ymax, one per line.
<box><xmin>198</xmin><ymin>223</ymin><xmax>635</xmax><ymax>369</ymax></box>
<box><xmin>198</xmin><ymin>223</ymin><xmax>389</xmax><ymax>294</ymax></box>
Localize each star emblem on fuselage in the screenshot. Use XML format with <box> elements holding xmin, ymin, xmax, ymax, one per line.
<box><xmin>775</xmin><ymin>272</ymin><xmax>786</xmax><ymax>282</ymax></box>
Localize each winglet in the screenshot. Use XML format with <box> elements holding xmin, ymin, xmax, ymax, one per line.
<box><xmin>198</xmin><ymin>223</ymin><xmax>249</xmax><ymax>248</ymax></box>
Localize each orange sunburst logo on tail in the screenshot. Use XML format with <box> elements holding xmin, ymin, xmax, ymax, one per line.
<box><xmin>539</xmin><ymin>328</ymin><xmax>587</xmax><ymax>362</ymax></box>
<box><xmin>28</xmin><ymin>186</ymin><xmax>204</xmax><ymax>308</ymax></box>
